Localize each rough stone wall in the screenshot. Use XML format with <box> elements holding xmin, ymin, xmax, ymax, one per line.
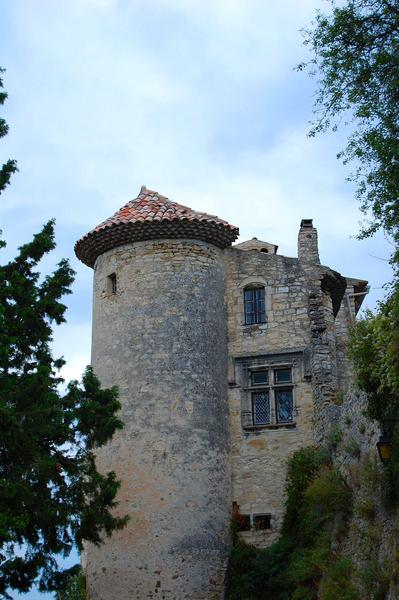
<box><xmin>320</xmin><ymin>391</ymin><xmax>399</xmax><ymax>600</ymax></box>
<box><xmin>224</xmin><ymin>248</ymin><xmax>317</xmax><ymax>544</ymax></box>
<box><xmin>307</xmin><ymin>284</ymin><xmax>341</xmax><ymax>442</ymax></box>
<box><xmin>86</xmin><ymin>239</ymin><xmax>230</xmax><ymax>600</ymax></box>
<box><xmin>334</xmin><ymin>285</ymin><xmax>357</xmax><ymax>392</ymax></box>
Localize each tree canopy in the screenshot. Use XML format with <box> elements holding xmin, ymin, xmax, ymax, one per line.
<box><xmin>0</xmin><ymin>67</ymin><xmax>17</xmax><ymax>194</ymax></box>
<box><xmin>299</xmin><ymin>0</ymin><xmax>399</xmax><ymax>253</ymax></box>
<box><xmin>0</xmin><ymin>68</ymin><xmax>127</xmax><ymax>598</ymax></box>
<box><xmin>301</xmin><ymin>1</ymin><xmax>399</xmax><ymax>506</ymax></box>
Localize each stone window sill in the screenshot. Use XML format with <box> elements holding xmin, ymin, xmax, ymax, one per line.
<box><xmin>243</xmin><ymin>422</ymin><xmax>296</xmax><ymax>431</ymax></box>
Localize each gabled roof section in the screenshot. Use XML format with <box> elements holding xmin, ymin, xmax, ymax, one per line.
<box><xmin>75</xmin><ymin>186</ymin><xmax>239</xmax><ymax>267</ymax></box>
<box><xmin>234</xmin><ymin>237</ymin><xmax>278</xmax><ymax>255</ymax></box>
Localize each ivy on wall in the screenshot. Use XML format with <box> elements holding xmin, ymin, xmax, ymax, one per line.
<box><xmin>225</xmin><ymin>447</ymin><xmax>357</xmax><ymax>600</ymax></box>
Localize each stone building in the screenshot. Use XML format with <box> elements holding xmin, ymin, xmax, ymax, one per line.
<box><xmin>75</xmin><ymin>186</ymin><xmax>367</xmax><ymax>600</ymax></box>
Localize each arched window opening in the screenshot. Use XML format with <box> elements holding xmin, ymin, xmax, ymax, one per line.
<box><xmin>244</xmin><ymin>287</ymin><xmax>266</xmax><ymax>325</ymax></box>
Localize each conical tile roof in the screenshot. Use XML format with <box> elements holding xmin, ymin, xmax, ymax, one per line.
<box><xmin>75</xmin><ymin>186</ymin><xmax>239</xmax><ymax>267</ymax></box>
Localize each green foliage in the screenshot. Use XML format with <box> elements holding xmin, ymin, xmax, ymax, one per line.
<box><xmin>333</xmin><ymin>390</ymin><xmax>344</xmax><ymax>406</ymax></box>
<box><xmin>344</xmin><ymin>439</ymin><xmax>361</xmax><ymax>459</ymax></box>
<box><xmin>349</xmin><ymin>284</ymin><xmax>399</xmax><ymax>506</ymax></box>
<box><xmin>299</xmin><ymin>0</ymin><xmax>399</xmax><ymax>250</ymax></box>
<box><xmin>360</xmin><ymin>558</ymin><xmax>390</xmax><ymax>600</ymax></box>
<box><xmin>281</xmin><ymin>446</ymin><xmax>329</xmax><ymax>540</ymax></box>
<box><xmin>329</xmin><ymin>425</ymin><xmax>343</xmax><ymax>450</ymax></box>
<box><xmin>56</xmin><ymin>569</ymin><xmax>87</xmax><ymax>600</ymax></box>
<box><xmin>354</xmin><ymin>496</ymin><xmax>376</xmax><ymax>521</ymax></box>
<box><xmin>0</xmin><ymin>223</ymin><xmax>127</xmax><ymax>597</ymax></box>
<box><xmin>225</xmin><ymin>447</ymin><xmax>354</xmax><ymax>600</ymax></box>
<box><xmin>0</xmin><ymin>67</ymin><xmax>17</xmax><ymax>194</ymax></box>
<box><xmin>319</xmin><ymin>557</ymin><xmax>360</xmax><ymax>600</ymax></box>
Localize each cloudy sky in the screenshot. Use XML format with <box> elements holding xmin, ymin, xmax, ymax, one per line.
<box><xmin>0</xmin><ymin>0</ymin><xmax>393</xmax><ymax>597</ymax></box>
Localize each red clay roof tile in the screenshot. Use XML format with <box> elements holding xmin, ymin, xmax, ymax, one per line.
<box><xmin>75</xmin><ymin>186</ymin><xmax>239</xmax><ymax>267</ymax></box>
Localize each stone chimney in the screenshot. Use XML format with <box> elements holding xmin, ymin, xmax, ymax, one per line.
<box><xmin>298</xmin><ymin>219</ymin><xmax>320</xmax><ymax>264</ymax></box>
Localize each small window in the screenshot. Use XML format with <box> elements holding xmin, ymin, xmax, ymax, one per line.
<box><xmin>244</xmin><ymin>287</ymin><xmax>266</xmax><ymax>324</ymax></box>
<box><xmin>253</xmin><ymin>514</ymin><xmax>272</xmax><ymax>530</ymax></box>
<box><xmin>274</xmin><ymin>368</ymin><xmax>292</xmax><ymax>384</ymax></box>
<box><xmin>260</xmin><ymin>248</ymin><xmax>269</xmax><ymax>253</ymax></box>
<box><xmin>107</xmin><ymin>273</ymin><xmax>117</xmax><ymax>294</ymax></box>
<box><xmin>236</xmin><ymin>514</ymin><xmax>251</xmax><ymax>532</ymax></box>
<box><xmin>252</xmin><ymin>371</ymin><xmax>268</xmax><ymax>386</ymax></box>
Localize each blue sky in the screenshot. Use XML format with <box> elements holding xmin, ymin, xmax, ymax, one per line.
<box><xmin>0</xmin><ymin>0</ymin><xmax>393</xmax><ymax>597</ymax></box>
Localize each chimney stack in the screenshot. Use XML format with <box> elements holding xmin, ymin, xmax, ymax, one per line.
<box><xmin>298</xmin><ymin>219</ymin><xmax>320</xmax><ymax>264</ymax></box>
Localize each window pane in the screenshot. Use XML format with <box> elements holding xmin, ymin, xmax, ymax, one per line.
<box><xmin>244</xmin><ymin>289</ymin><xmax>255</xmax><ymax>302</ymax></box>
<box><xmin>275</xmin><ymin>389</ymin><xmax>293</xmax><ymax>423</ymax></box>
<box><xmin>274</xmin><ymin>368</ymin><xmax>292</xmax><ymax>383</ymax></box>
<box><xmin>244</xmin><ymin>289</ymin><xmax>255</xmax><ymax>324</ymax></box>
<box><xmin>253</xmin><ymin>392</ymin><xmax>270</xmax><ymax>425</ymax></box>
<box><xmin>236</xmin><ymin>514</ymin><xmax>251</xmax><ymax>531</ymax></box>
<box><xmin>245</xmin><ymin>309</ymin><xmax>255</xmax><ymax>324</ymax></box>
<box><xmin>255</xmin><ymin>288</ymin><xmax>266</xmax><ymax>323</ymax></box>
<box><xmin>252</xmin><ymin>370</ymin><xmax>268</xmax><ymax>385</ymax></box>
<box><xmin>253</xmin><ymin>514</ymin><xmax>271</xmax><ymax>530</ymax></box>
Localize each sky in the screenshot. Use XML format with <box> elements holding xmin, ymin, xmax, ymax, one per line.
<box><xmin>0</xmin><ymin>0</ymin><xmax>394</xmax><ymax>598</ymax></box>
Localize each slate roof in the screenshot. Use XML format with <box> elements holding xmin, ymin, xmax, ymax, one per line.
<box><xmin>75</xmin><ymin>186</ymin><xmax>239</xmax><ymax>267</ymax></box>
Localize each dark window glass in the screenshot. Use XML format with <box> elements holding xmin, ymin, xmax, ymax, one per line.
<box><xmin>244</xmin><ymin>287</ymin><xmax>266</xmax><ymax>324</ymax></box>
<box><xmin>236</xmin><ymin>514</ymin><xmax>251</xmax><ymax>532</ymax></box>
<box><xmin>252</xmin><ymin>371</ymin><xmax>268</xmax><ymax>386</ymax></box>
<box><xmin>253</xmin><ymin>514</ymin><xmax>272</xmax><ymax>530</ymax></box>
<box><xmin>275</xmin><ymin>389</ymin><xmax>293</xmax><ymax>423</ymax></box>
<box><xmin>252</xmin><ymin>391</ymin><xmax>270</xmax><ymax>425</ymax></box>
<box><xmin>274</xmin><ymin>368</ymin><xmax>292</xmax><ymax>384</ymax></box>
<box><xmin>108</xmin><ymin>273</ymin><xmax>117</xmax><ymax>294</ymax></box>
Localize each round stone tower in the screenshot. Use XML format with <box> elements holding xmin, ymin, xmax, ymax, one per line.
<box><xmin>75</xmin><ymin>186</ymin><xmax>239</xmax><ymax>600</ymax></box>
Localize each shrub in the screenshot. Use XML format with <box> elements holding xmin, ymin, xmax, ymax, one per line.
<box><xmin>360</xmin><ymin>558</ymin><xmax>390</xmax><ymax>600</ymax></box>
<box><xmin>319</xmin><ymin>557</ymin><xmax>360</xmax><ymax>600</ymax></box>
<box><xmin>329</xmin><ymin>426</ymin><xmax>343</xmax><ymax>450</ymax></box>
<box><xmin>354</xmin><ymin>496</ymin><xmax>376</xmax><ymax>522</ymax></box>
<box><xmin>344</xmin><ymin>439</ymin><xmax>361</xmax><ymax>459</ymax></box>
<box><xmin>225</xmin><ymin>447</ymin><xmax>353</xmax><ymax>600</ymax></box>
<box><xmin>282</xmin><ymin>446</ymin><xmax>329</xmax><ymax>540</ymax></box>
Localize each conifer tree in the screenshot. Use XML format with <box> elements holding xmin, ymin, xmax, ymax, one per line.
<box><xmin>0</xmin><ymin>67</ymin><xmax>17</xmax><ymax>194</ymax></box>
<box><xmin>0</xmin><ymin>68</ymin><xmax>127</xmax><ymax>598</ymax></box>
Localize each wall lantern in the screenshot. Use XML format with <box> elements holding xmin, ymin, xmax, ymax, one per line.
<box><xmin>377</xmin><ymin>419</ymin><xmax>396</xmax><ymax>464</ymax></box>
<box><xmin>377</xmin><ymin>433</ymin><xmax>392</xmax><ymax>464</ymax></box>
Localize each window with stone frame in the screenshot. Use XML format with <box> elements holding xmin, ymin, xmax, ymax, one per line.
<box><xmin>250</xmin><ymin>367</ymin><xmax>294</xmax><ymax>426</ymax></box>
<box><xmin>107</xmin><ymin>272</ymin><xmax>117</xmax><ymax>294</ymax></box>
<box><xmin>244</xmin><ymin>286</ymin><xmax>266</xmax><ymax>325</ymax></box>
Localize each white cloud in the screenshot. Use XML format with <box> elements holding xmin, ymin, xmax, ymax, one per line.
<box><xmin>52</xmin><ymin>322</ymin><xmax>92</xmax><ymax>383</ymax></box>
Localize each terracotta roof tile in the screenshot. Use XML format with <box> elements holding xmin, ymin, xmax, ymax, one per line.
<box><xmin>75</xmin><ymin>186</ymin><xmax>239</xmax><ymax>267</ymax></box>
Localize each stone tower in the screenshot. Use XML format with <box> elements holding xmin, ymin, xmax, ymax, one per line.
<box><xmin>75</xmin><ymin>186</ymin><xmax>368</xmax><ymax>599</ymax></box>
<box><xmin>75</xmin><ymin>186</ymin><xmax>239</xmax><ymax>600</ymax></box>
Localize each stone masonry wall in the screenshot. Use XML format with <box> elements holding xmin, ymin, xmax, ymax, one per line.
<box><xmin>224</xmin><ymin>248</ymin><xmax>317</xmax><ymax>544</ymax></box>
<box><xmin>86</xmin><ymin>239</ymin><xmax>230</xmax><ymax>600</ymax></box>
